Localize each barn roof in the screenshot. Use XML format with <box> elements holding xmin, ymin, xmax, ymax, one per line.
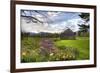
<box><xmin>61</xmin><ymin>28</ymin><xmax>75</xmax><ymax>36</ymax></box>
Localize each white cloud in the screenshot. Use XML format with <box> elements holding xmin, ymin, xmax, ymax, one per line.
<box><xmin>35</xmin><ymin>14</ymin><xmax>44</xmax><ymax>22</ymax></box>
<box><xmin>47</xmin><ymin>12</ymin><xmax>60</xmax><ymax>17</ymax></box>
<box><xmin>21</xmin><ymin>16</ymin><xmax>84</xmax><ymax>33</ymax></box>
<box><xmin>66</xmin><ymin>18</ymin><xmax>84</xmax><ymax>31</ymax></box>
<box><xmin>21</xmin><ymin>18</ymin><xmax>63</xmax><ymax>33</ymax></box>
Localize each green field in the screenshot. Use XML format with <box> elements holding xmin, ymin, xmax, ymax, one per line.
<box><xmin>21</xmin><ymin>36</ymin><xmax>89</xmax><ymax>62</ymax></box>
<box><xmin>55</xmin><ymin>38</ymin><xmax>89</xmax><ymax>60</ymax></box>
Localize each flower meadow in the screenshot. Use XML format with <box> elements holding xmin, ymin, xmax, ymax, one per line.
<box><xmin>21</xmin><ymin>36</ymin><xmax>89</xmax><ymax>63</ymax></box>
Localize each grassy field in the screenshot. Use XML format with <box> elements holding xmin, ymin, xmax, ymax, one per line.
<box><xmin>21</xmin><ymin>36</ymin><xmax>89</xmax><ymax>62</ymax></box>
<box><xmin>55</xmin><ymin>38</ymin><xmax>89</xmax><ymax>60</ymax></box>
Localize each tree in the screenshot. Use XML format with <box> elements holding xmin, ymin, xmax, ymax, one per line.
<box><xmin>78</xmin><ymin>24</ymin><xmax>89</xmax><ymax>32</ymax></box>
<box><xmin>78</xmin><ymin>13</ymin><xmax>90</xmax><ymax>36</ymax></box>
<box><xmin>21</xmin><ymin>10</ymin><xmax>54</xmax><ymax>26</ymax></box>
<box><xmin>79</xmin><ymin>13</ymin><xmax>89</xmax><ymax>22</ymax></box>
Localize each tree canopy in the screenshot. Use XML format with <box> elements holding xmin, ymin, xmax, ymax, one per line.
<box><xmin>78</xmin><ymin>13</ymin><xmax>90</xmax><ymax>33</ymax></box>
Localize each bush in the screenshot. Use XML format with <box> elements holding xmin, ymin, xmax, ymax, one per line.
<box><xmin>52</xmin><ymin>38</ymin><xmax>60</xmax><ymax>42</ymax></box>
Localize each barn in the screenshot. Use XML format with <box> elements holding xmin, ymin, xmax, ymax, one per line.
<box><xmin>60</xmin><ymin>28</ymin><xmax>76</xmax><ymax>40</ymax></box>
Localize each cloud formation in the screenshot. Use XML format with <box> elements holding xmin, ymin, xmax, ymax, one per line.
<box><xmin>21</xmin><ymin>10</ymin><xmax>85</xmax><ymax>33</ymax></box>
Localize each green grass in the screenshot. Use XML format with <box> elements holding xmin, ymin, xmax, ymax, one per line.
<box><xmin>55</xmin><ymin>37</ymin><xmax>89</xmax><ymax>60</ymax></box>
<box><xmin>76</xmin><ymin>37</ymin><xmax>89</xmax><ymax>40</ymax></box>
<box><xmin>21</xmin><ymin>36</ymin><xmax>90</xmax><ymax>62</ymax></box>
<box><xmin>21</xmin><ymin>37</ymin><xmax>41</xmax><ymax>50</ymax></box>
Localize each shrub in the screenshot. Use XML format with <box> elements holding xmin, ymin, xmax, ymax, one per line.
<box><xmin>52</xmin><ymin>38</ymin><xmax>60</xmax><ymax>42</ymax></box>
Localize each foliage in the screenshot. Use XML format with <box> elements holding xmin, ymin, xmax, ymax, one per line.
<box><xmin>78</xmin><ymin>13</ymin><xmax>90</xmax><ymax>37</ymax></box>
<box><xmin>79</xmin><ymin>13</ymin><xmax>90</xmax><ymax>22</ymax></box>
<box><xmin>78</xmin><ymin>24</ymin><xmax>89</xmax><ymax>32</ymax></box>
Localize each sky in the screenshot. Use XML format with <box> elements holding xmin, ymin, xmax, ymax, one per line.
<box><xmin>21</xmin><ymin>10</ymin><xmax>88</xmax><ymax>33</ymax></box>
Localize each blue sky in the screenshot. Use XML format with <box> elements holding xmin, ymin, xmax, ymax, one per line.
<box><xmin>21</xmin><ymin>10</ymin><xmax>87</xmax><ymax>33</ymax></box>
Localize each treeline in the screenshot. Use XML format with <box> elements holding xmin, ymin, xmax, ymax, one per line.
<box><xmin>21</xmin><ymin>32</ymin><xmax>60</xmax><ymax>38</ymax></box>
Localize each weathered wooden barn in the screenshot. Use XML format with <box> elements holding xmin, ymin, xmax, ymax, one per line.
<box><xmin>60</xmin><ymin>28</ymin><xmax>76</xmax><ymax>40</ymax></box>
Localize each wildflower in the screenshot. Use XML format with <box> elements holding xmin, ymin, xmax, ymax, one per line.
<box><xmin>56</xmin><ymin>58</ymin><xmax>59</xmax><ymax>60</ymax></box>
<box><xmin>22</xmin><ymin>52</ymin><xmax>26</xmax><ymax>56</ymax></box>
<box><xmin>69</xmin><ymin>55</ymin><xmax>72</xmax><ymax>58</ymax></box>
<box><xmin>72</xmin><ymin>55</ymin><xmax>75</xmax><ymax>58</ymax></box>
<box><xmin>32</xmin><ymin>50</ymin><xmax>35</xmax><ymax>53</ymax></box>
<box><xmin>62</xmin><ymin>55</ymin><xmax>66</xmax><ymax>59</ymax></box>
<box><xmin>50</xmin><ymin>53</ymin><xmax>54</xmax><ymax>56</ymax></box>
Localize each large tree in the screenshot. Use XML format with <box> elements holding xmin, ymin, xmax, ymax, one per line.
<box><xmin>78</xmin><ymin>13</ymin><xmax>90</xmax><ymax>36</ymax></box>
<box><xmin>79</xmin><ymin>13</ymin><xmax>89</xmax><ymax>22</ymax></box>
<box><xmin>21</xmin><ymin>10</ymin><xmax>55</xmax><ymax>26</ymax></box>
<box><xmin>78</xmin><ymin>24</ymin><xmax>89</xmax><ymax>32</ymax></box>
